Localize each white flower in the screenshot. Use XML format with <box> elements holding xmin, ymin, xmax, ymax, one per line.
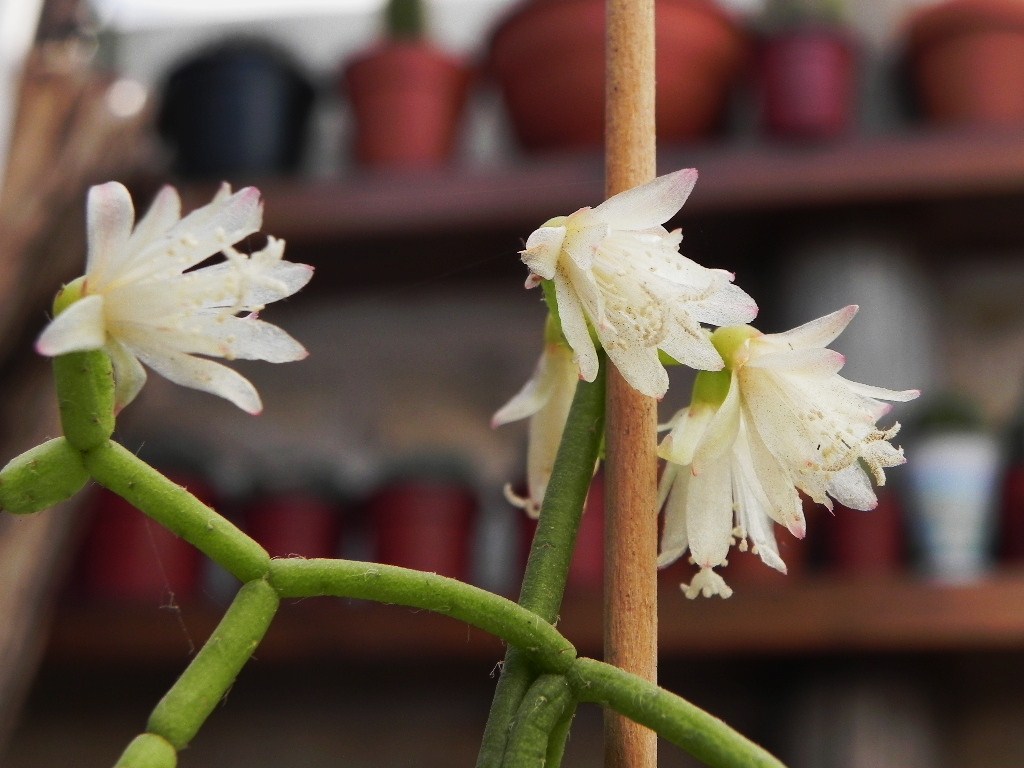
<box><xmin>36</xmin><ymin>181</ymin><xmax>312</xmax><ymax>414</ymax></box>
<box><xmin>519</xmin><ymin>168</ymin><xmax>757</xmax><ymax>399</ymax></box>
<box><xmin>492</xmin><ymin>340</ymin><xmax>579</xmax><ymax>517</ymax></box>
<box><xmin>658</xmin><ymin>306</ymin><xmax>919</xmax><ymax>598</ymax></box>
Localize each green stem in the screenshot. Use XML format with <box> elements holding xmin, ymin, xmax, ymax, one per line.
<box><xmin>114</xmin><ymin>733</ymin><xmax>177</xmax><ymax>768</ymax></box>
<box><xmin>83</xmin><ymin>441</ymin><xmax>270</xmax><ymax>583</ymax></box>
<box><xmin>53</xmin><ymin>350</ymin><xmax>115</xmax><ymax>451</ymax></box>
<box><xmin>478</xmin><ymin>357</ymin><xmax>606</xmax><ymax>767</ymax></box>
<box><xmin>545</xmin><ymin>703</ymin><xmax>575</xmax><ymax>768</ymax></box>
<box><xmin>147</xmin><ymin>579</ymin><xmax>279</xmax><ymax>750</ymax></box>
<box><xmin>268</xmin><ymin>558</ymin><xmax>577</xmax><ymax>673</ymax></box>
<box><xmin>0</xmin><ymin>437</ymin><xmax>89</xmax><ymax>515</ymax></box>
<box><xmin>502</xmin><ymin>674</ymin><xmax>575</xmax><ymax>768</ymax></box>
<box><xmin>569</xmin><ymin>658</ymin><xmax>787</xmax><ymax>768</ymax></box>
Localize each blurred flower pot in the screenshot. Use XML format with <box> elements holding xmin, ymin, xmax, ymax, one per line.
<box><xmin>905</xmin><ymin>432</ymin><xmax>1001</xmax><ymax>581</ymax></box>
<box><xmin>245</xmin><ymin>490</ymin><xmax>342</xmax><ymax>559</ymax></box>
<box><xmin>342</xmin><ymin>42</ymin><xmax>473</xmax><ymax>168</ymax></box>
<box><xmin>488</xmin><ymin>0</ymin><xmax>748</xmax><ymax>152</ymax></box>
<box><xmin>519</xmin><ymin>472</ymin><xmax>605</xmax><ymax>592</ymax></box>
<box><xmin>906</xmin><ymin>0</ymin><xmax>1024</xmax><ymax>125</ymax></box>
<box><xmin>369</xmin><ymin>477</ymin><xmax>477</xmax><ymax>580</ymax></box>
<box><xmin>81</xmin><ymin>478</ymin><xmax>210</xmax><ymax>602</ymax></box>
<box><xmin>822</xmin><ymin>493</ymin><xmax>905</xmax><ymax>576</ymax></box>
<box><xmin>159</xmin><ymin>39</ymin><xmax>315</xmax><ymax>178</ymax></box>
<box><xmin>758</xmin><ymin>27</ymin><xmax>857</xmax><ymax>139</ymax></box>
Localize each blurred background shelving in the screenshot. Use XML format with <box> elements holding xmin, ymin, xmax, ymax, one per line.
<box><xmin>6</xmin><ymin>0</ymin><xmax>1024</xmax><ymax>766</ymax></box>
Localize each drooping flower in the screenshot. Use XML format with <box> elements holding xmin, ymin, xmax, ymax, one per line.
<box><xmin>492</xmin><ymin>335</ymin><xmax>579</xmax><ymax>517</ymax></box>
<box><xmin>658</xmin><ymin>306</ymin><xmax>919</xmax><ymax>598</ymax></box>
<box><xmin>519</xmin><ymin>168</ymin><xmax>757</xmax><ymax>399</ymax></box>
<box><xmin>36</xmin><ymin>181</ymin><xmax>312</xmax><ymax>414</ymax></box>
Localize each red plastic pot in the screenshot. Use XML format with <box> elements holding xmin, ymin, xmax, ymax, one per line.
<box><xmin>81</xmin><ymin>479</ymin><xmax>209</xmax><ymax>602</ymax></box>
<box><xmin>489</xmin><ymin>0</ymin><xmax>749</xmax><ymax>151</ymax></box>
<box><xmin>342</xmin><ymin>41</ymin><xmax>473</xmax><ymax>168</ymax></box>
<box><xmin>369</xmin><ymin>478</ymin><xmax>477</xmax><ymax>580</ymax></box>
<box><xmin>758</xmin><ymin>27</ymin><xmax>857</xmax><ymax>139</ymax></box>
<box><xmin>822</xmin><ymin>493</ymin><xmax>905</xmax><ymax>576</ymax></box>
<box><xmin>519</xmin><ymin>473</ymin><xmax>605</xmax><ymax>592</ymax></box>
<box><xmin>245</xmin><ymin>491</ymin><xmax>342</xmax><ymax>559</ymax></box>
<box><xmin>906</xmin><ymin>0</ymin><xmax>1024</xmax><ymax>124</ymax></box>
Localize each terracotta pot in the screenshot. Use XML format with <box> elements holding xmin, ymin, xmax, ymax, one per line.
<box><xmin>369</xmin><ymin>478</ymin><xmax>477</xmax><ymax>580</ymax></box>
<box><xmin>343</xmin><ymin>41</ymin><xmax>473</xmax><ymax>168</ymax></box>
<box><xmin>488</xmin><ymin>0</ymin><xmax>749</xmax><ymax>151</ymax></box>
<box><xmin>758</xmin><ymin>27</ymin><xmax>857</xmax><ymax>139</ymax></box>
<box><xmin>906</xmin><ymin>0</ymin><xmax>1024</xmax><ymax>124</ymax></box>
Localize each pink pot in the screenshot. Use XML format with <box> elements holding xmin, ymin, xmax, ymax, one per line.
<box><xmin>759</xmin><ymin>28</ymin><xmax>857</xmax><ymax>139</ymax></box>
<box><xmin>489</xmin><ymin>0</ymin><xmax>749</xmax><ymax>151</ymax></box>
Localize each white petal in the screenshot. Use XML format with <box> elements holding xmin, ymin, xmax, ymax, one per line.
<box><xmin>844</xmin><ymin>379</ymin><xmax>921</xmax><ymax>403</ymax></box>
<box><xmin>132</xmin><ymin>346</ymin><xmax>263</xmax><ymax>414</ymax></box>
<box><xmin>828</xmin><ymin>464</ymin><xmax>878</xmax><ymax>510</ymax></box>
<box><xmin>521</xmin><ymin>226</ymin><xmax>566</xmax><ymax>281</ymax></box>
<box><xmin>85</xmin><ymin>182</ymin><xmax>134</xmax><ymax>279</ymax></box>
<box><xmin>692</xmin><ymin>375</ymin><xmax>741</xmax><ymax>473</ymax></box>
<box><xmin>35</xmin><ymin>295</ymin><xmax>107</xmax><ymax>356</ymax></box>
<box><xmin>107</xmin><ymin>339</ymin><xmax>147</xmax><ymax>411</ymax></box>
<box><xmin>659</xmin><ymin>405</ymin><xmax>713</xmax><ymax>466</ymax></box>
<box><xmin>195</xmin><ymin>315</ymin><xmax>309</xmax><ymax>362</ymax></box>
<box><xmin>593</xmin><ymin>168</ymin><xmax>698</xmax><ymax>230</ymax></box>
<box><xmin>687</xmin><ymin>280</ymin><xmax>759</xmax><ymax>327</ymax></box>
<box><xmin>128</xmin><ymin>186</ymin><xmax>181</xmax><ymax>255</ymax></box>
<box><xmin>657</xmin><ymin>468</ymin><xmax>690</xmax><ymax>567</ymax></box>
<box><xmin>154</xmin><ymin>186</ymin><xmax>263</xmax><ymax>275</ymax></box>
<box><xmin>769</xmin><ymin>305</ymin><xmax>858</xmax><ymax>350</ymax></box>
<box><xmin>603</xmin><ymin>342</ymin><xmax>668</xmax><ymax>399</ymax></box>
<box><xmin>554</xmin><ymin>270</ymin><xmax>598</xmax><ymax>382</ymax></box>
<box><xmin>747</xmin><ymin>347</ymin><xmax>846</xmax><ymax>377</ymax></box>
<box><xmin>686</xmin><ymin>457</ymin><xmax>734</xmax><ymax>569</ymax></box>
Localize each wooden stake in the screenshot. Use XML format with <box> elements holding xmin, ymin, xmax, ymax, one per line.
<box><xmin>604</xmin><ymin>1</ymin><xmax>658</xmax><ymax>767</ymax></box>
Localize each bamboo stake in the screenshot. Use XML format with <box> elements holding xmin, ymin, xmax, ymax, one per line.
<box><xmin>604</xmin><ymin>1</ymin><xmax>658</xmax><ymax>767</ymax></box>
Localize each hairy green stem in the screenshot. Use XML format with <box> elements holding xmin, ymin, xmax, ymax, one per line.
<box><xmin>147</xmin><ymin>579</ymin><xmax>279</xmax><ymax>749</ymax></box>
<box><xmin>502</xmin><ymin>674</ymin><xmax>575</xmax><ymax>768</ymax></box>
<box><xmin>53</xmin><ymin>350</ymin><xmax>115</xmax><ymax>451</ymax></box>
<box><xmin>268</xmin><ymin>558</ymin><xmax>577</xmax><ymax>673</ymax></box>
<box><xmin>83</xmin><ymin>441</ymin><xmax>270</xmax><ymax>583</ymax></box>
<box><xmin>569</xmin><ymin>658</ymin><xmax>786</xmax><ymax>768</ymax></box>
<box><xmin>477</xmin><ymin>358</ymin><xmax>606</xmax><ymax>767</ymax></box>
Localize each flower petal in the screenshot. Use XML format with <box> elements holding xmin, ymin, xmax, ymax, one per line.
<box><xmin>770</xmin><ymin>305</ymin><xmax>858</xmax><ymax>350</ymax></box>
<box><xmin>686</xmin><ymin>456</ymin><xmax>734</xmax><ymax>569</ymax></box>
<box><xmin>85</xmin><ymin>182</ymin><xmax>134</xmax><ymax>280</ymax></box>
<box><xmin>593</xmin><ymin>168</ymin><xmax>697</xmax><ymax>230</ymax></box>
<box><xmin>521</xmin><ymin>225</ymin><xmax>566</xmax><ymax>281</ymax></box>
<box><xmin>107</xmin><ymin>339</ymin><xmax>147</xmax><ymax>411</ymax></box>
<box><xmin>132</xmin><ymin>345</ymin><xmax>263</xmax><ymax>414</ymax></box>
<box><xmin>553</xmin><ymin>270</ymin><xmax>599</xmax><ymax>382</ymax></box>
<box><xmin>35</xmin><ymin>295</ymin><xmax>107</xmax><ymax>356</ymax></box>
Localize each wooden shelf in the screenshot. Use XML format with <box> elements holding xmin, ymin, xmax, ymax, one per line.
<box><xmin>170</xmin><ymin>126</ymin><xmax>1024</xmax><ymax>245</ymax></box>
<box><xmin>45</xmin><ymin>569</ymin><xmax>1024</xmax><ymax>667</ymax></box>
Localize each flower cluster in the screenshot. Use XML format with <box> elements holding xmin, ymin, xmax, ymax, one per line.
<box><xmin>36</xmin><ymin>181</ymin><xmax>312</xmax><ymax>414</ymax></box>
<box><xmin>496</xmin><ymin>169</ymin><xmax>919</xmax><ymax>598</ymax></box>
